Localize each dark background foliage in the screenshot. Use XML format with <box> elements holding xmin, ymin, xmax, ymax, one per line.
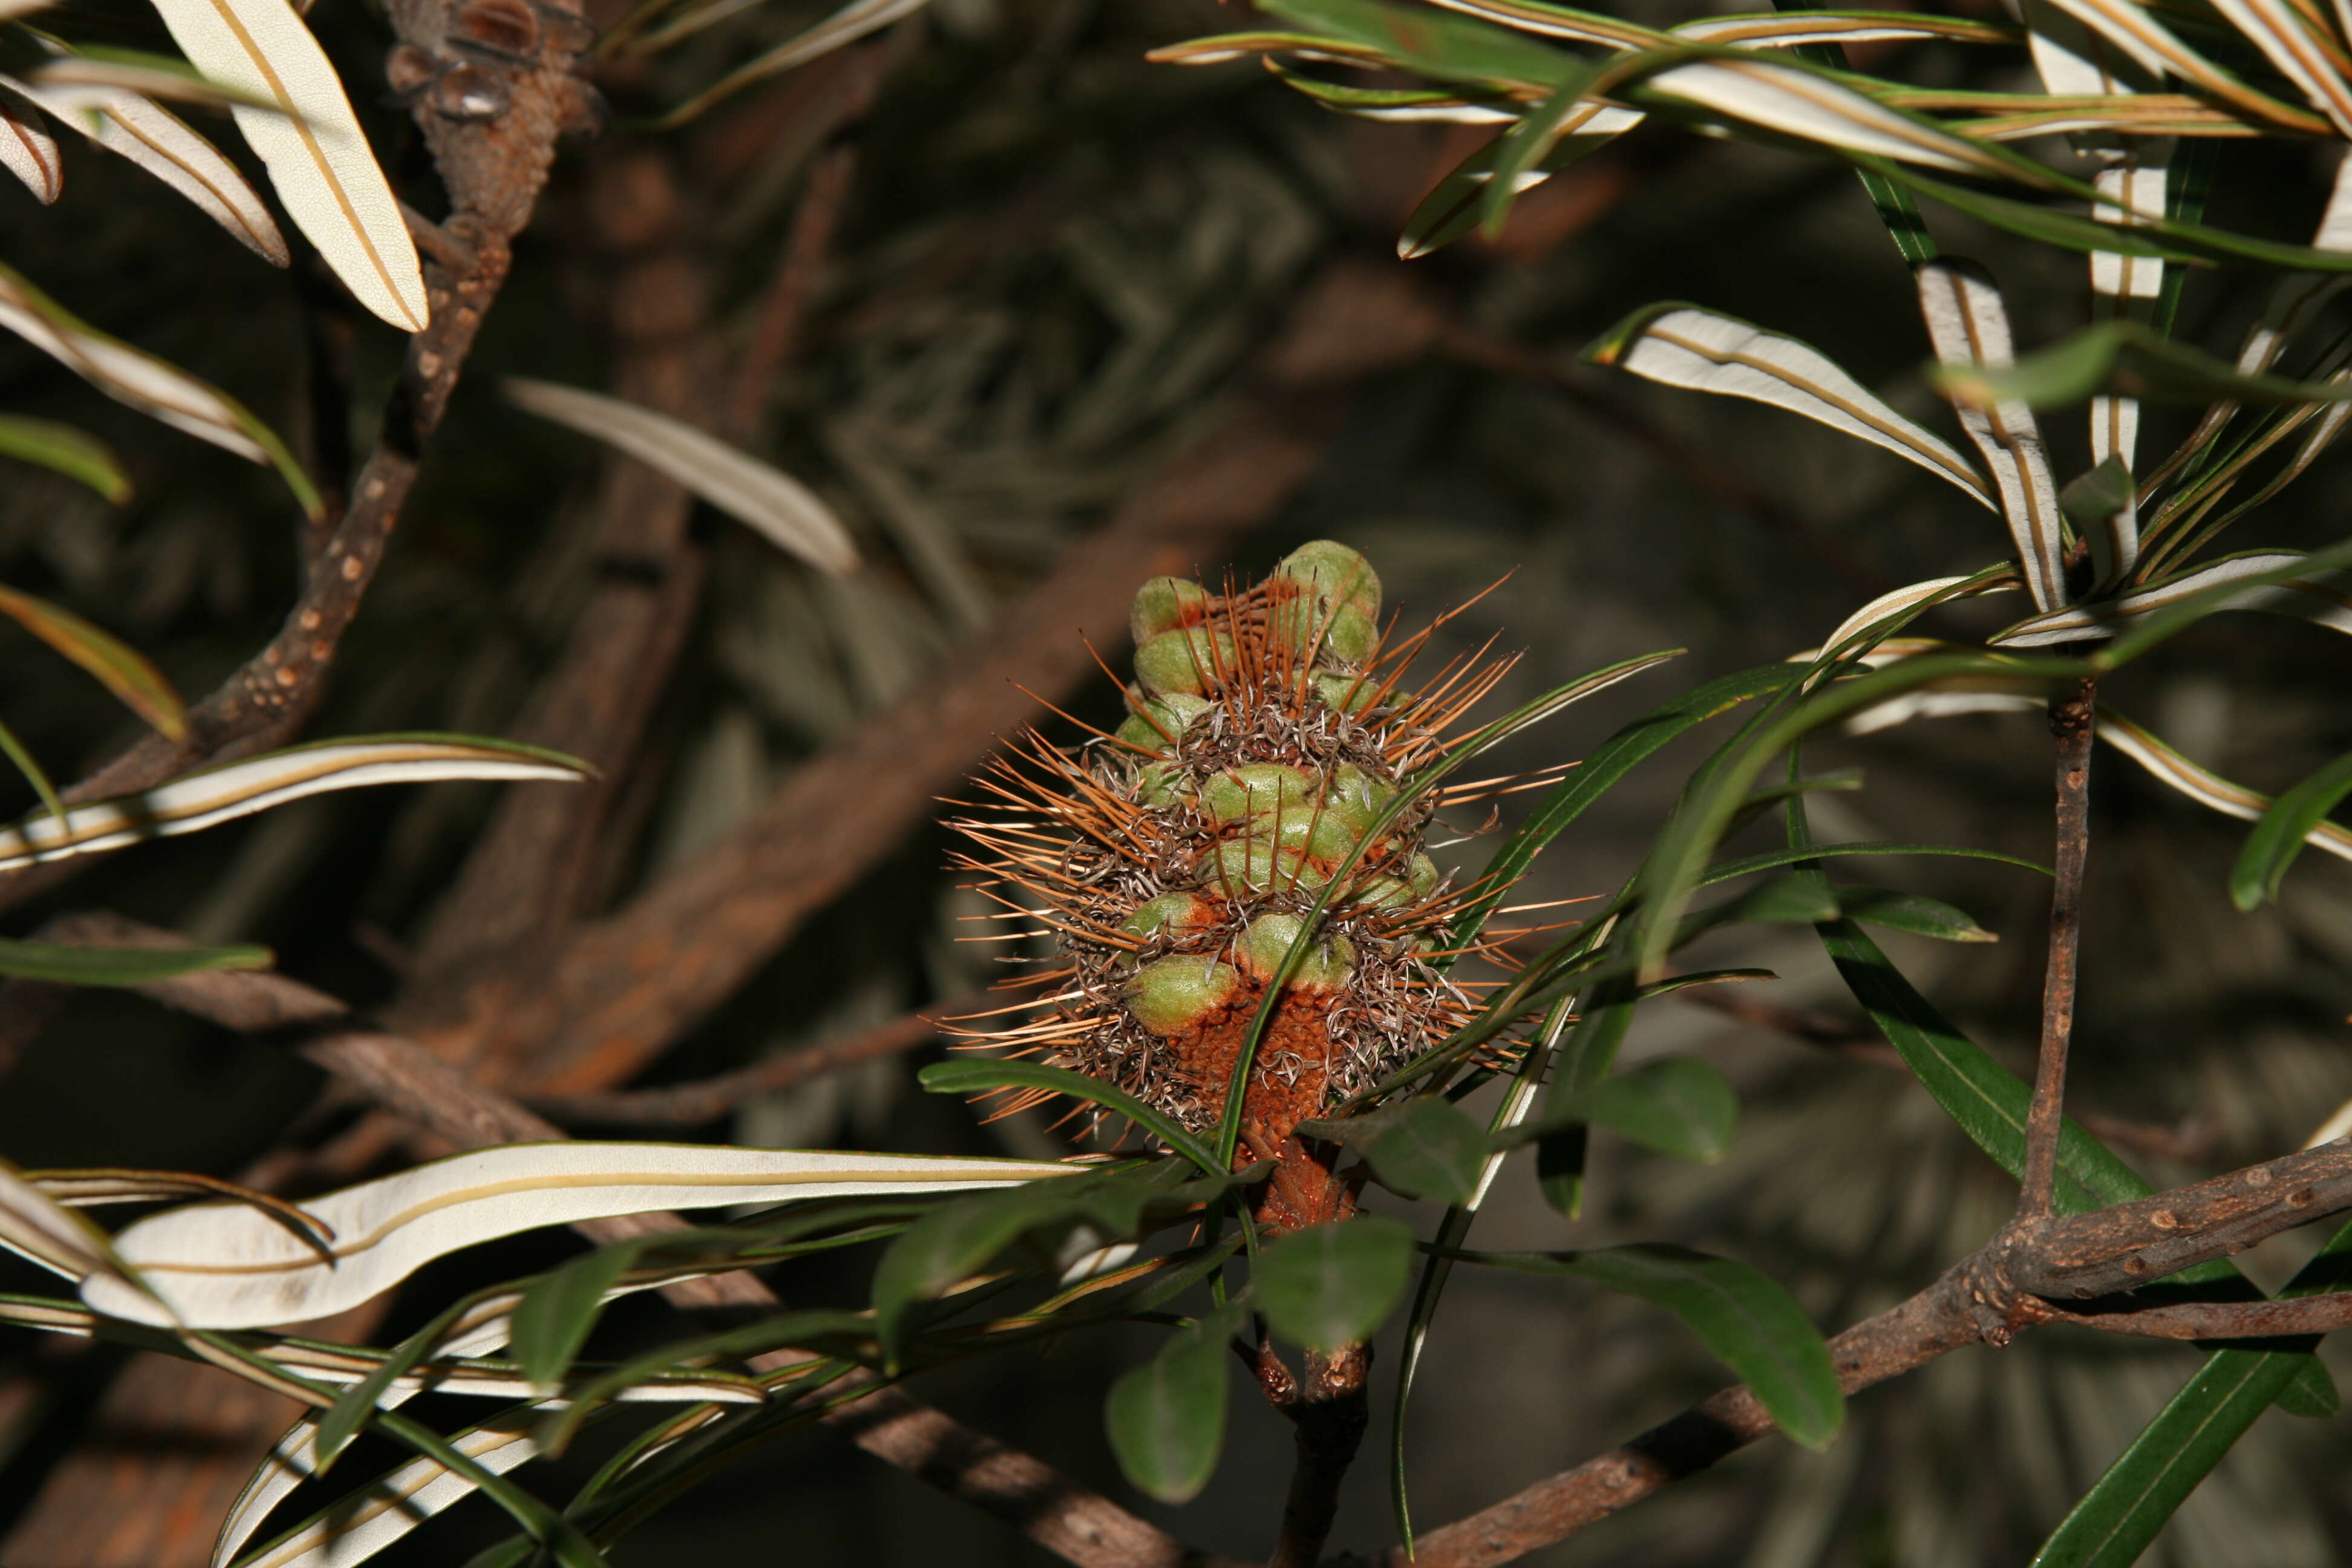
<box><xmin>5</xmin><ymin>1</ymin><xmax>2352</xmax><ymax>1562</ymax></box>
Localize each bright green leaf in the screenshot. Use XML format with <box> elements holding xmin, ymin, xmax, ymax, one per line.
<box><xmin>1105</xmin><ymin>1299</ymin><xmax>1245</xmax><ymax>1503</ymax></box>
<box><xmin>1835</xmin><ymin>886</ymin><xmax>1997</xmax><ymax>942</ymax></box>
<box><xmin>2230</xmin><ymin>748</ymin><xmax>2352</xmax><ymax>910</ymax></box>
<box><xmin>0</xmin><ymin>583</ymin><xmax>185</xmax><ymax>739</ymax></box>
<box><xmin>1256</xmin><ymin>1214</ymin><xmax>1417</xmax><ymax>1351</ymax></box>
<box><xmin>1299</xmin><ymin>1098</ymin><xmax>1488</xmax><ymax>1204</ymax></box>
<box><xmin>509</xmin><ymin>1240</ymin><xmax>648</xmax><ymax>1391</ymax></box>
<box><xmin>0</xmin><ymin>937</ymin><xmax>270</xmax><ymax>985</ymax></box>
<box><xmin>920</xmin><ymin>1059</ymin><xmax>1222</xmax><ymax>1175</ymax></box>
<box><xmin>0</xmin><ymin>415</ymin><xmax>130</xmax><ymax>503</ymax></box>
<box><xmin>2060</xmin><ymin>454</ymin><xmax>2135</xmax><ymax>530</ymax></box>
<box><xmin>1454</xmin><ymin>1244</ymin><xmax>1843</xmax><ymax>1448</ymax></box>
<box><xmin>1259</xmin><ymin>0</ymin><xmax>1584</xmax><ymax>90</ymax></box>
<box><xmin>1941</xmin><ymin>318</ymin><xmax>2352</xmax><ymax>413</ymax></box>
<box><xmin>1529</xmin><ymin>1055</ymin><xmax>1738</xmax><ymax>1161</ymax></box>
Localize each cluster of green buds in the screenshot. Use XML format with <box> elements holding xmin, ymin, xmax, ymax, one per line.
<box><xmin>955</xmin><ymin>540</ymin><xmax>1486</xmax><ymax>1136</ymax></box>
<box><xmin>1091</xmin><ymin>544</ymin><xmax>1452</xmax><ymax>1101</ymax></box>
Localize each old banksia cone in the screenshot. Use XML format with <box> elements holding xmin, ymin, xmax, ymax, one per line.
<box><xmin>950</xmin><ymin>543</ymin><xmax>1521</xmax><ymax>1226</ymax></box>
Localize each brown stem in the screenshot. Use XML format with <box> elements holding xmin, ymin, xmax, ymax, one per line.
<box><xmin>2017</xmin><ymin>673</ymin><xmax>2097</xmax><ymax>1222</ymax></box>
<box><xmin>1390</xmin><ymin>1273</ymin><xmax>1982</xmax><ymax>1568</ymax></box>
<box><xmin>10</xmin><ymin>916</ymin><xmax>1210</xmax><ymax>1568</ymax></box>
<box><xmin>730</xmin><ymin>139</ymin><xmax>860</xmax><ymax>439</ymax></box>
<box><xmin>0</xmin><ymin>0</ymin><xmax>585</xmax><ymax>921</ymax></box>
<box><xmin>1268</xmin><ymin>1345</ymin><xmax>1371</xmax><ymax>1568</ymax></box>
<box><xmin>31</xmin><ymin>913</ymin><xmax>2352</xmax><ymax>1568</ymax></box>
<box><xmin>524</xmin><ymin>995</ymin><xmax>976</xmax><ymax>1125</ymax></box>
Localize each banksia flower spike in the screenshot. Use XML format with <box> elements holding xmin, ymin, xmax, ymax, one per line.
<box><xmin>949</xmin><ymin>542</ymin><xmax>1526</xmax><ymax>1230</ymax></box>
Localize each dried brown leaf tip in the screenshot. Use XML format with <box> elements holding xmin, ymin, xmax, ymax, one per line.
<box><xmin>949</xmin><ymin>542</ymin><xmax>1521</xmax><ymax>1192</ymax></box>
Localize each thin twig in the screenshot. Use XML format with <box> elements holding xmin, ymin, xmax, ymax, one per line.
<box><xmin>0</xmin><ymin>0</ymin><xmax>588</xmax><ymax>920</ymax></box>
<box><xmin>2017</xmin><ymin>673</ymin><xmax>2098</xmax><ymax>1221</ymax></box>
<box><xmin>1390</xmin><ymin>1273</ymin><xmax>1982</xmax><ymax>1568</ymax></box>
<box><xmin>33</xmin><ymin>913</ymin><xmax>2352</xmax><ymax>1568</ymax></box>
<box><xmin>526</xmin><ymin>996</ymin><xmax>975</xmax><ymax>1126</ymax></box>
<box><xmin>27</xmin><ymin>916</ymin><xmax>1218</xmax><ymax>1568</ymax></box>
<box><xmin>731</xmin><ymin>139</ymin><xmax>859</xmax><ymax>439</ymax></box>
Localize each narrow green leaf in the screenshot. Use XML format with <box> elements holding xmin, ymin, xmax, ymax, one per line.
<box><xmin>1298</xmin><ymin>1098</ymin><xmax>1488</xmax><ymax>1204</ymax></box>
<box><xmin>1940</xmin><ymin>318</ymin><xmax>2352</xmax><ymax>411</ymax></box>
<box><xmin>1390</xmin><ymin>1002</ymin><xmax>1560</xmax><ymax>1553</ymax></box>
<box><xmin>1835</xmin><ymin>886</ymin><xmax>1997</xmax><ymax>942</ymax></box>
<box><xmin>0</xmin><ymin>937</ymin><xmax>270</xmax><ymax>985</ymax></box>
<box><xmin>1453</xmin><ymin>1244</ymin><xmax>1843</xmax><ymax>1448</ymax></box>
<box><xmin>1527</xmin><ymin>1056</ymin><xmax>1738</xmax><ymax>1161</ymax></box>
<box><xmin>1260</xmin><ymin>0</ymin><xmax>1584</xmax><ymax>90</ymax></box>
<box><xmin>1530</xmin><ymin>975</ymin><xmax>1638</xmax><ymax>1215</ymax></box>
<box><xmin>869</xmin><ymin>1162</ymin><xmax>1237</xmax><ymax>1364</ymax></box>
<box><xmin>1697</xmin><ymin>840</ymin><xmax>2053</xmax><ymax>884</ymax></box>
<box><xmin>1479</xmin><ymin>74</ymin><xmax>1599</xmax><ymax>236</ymax></box>
<box><xmin>1534</xmin><ymin>1127</ymin><xmax>1587</xmax><ymax>1216</ymax></box>
<box><xmin>1877</xmin><ymin>160</ymin><xmax>2352</xmax><ymax>275</ymax></box>
<box><xmin>1821</xmin><ymin>919</ymin><xmax>2132</xmax><ymax>1212</ymax></box>
<box><xmin>920</xmin><ymin>1059</ymin><xmax>1222</xmax><ymax>1175</ymax></box>
<box><xmin>1714</xmin><ymin>872</ymin><xmax>1842</xmax><ymax>927</ymax></box>
<box><xmin>536</xmin><ymin>1307</ymin><xmax>860</xmax><ymax>1456</ymax></box>
<box><xmin>1105</xmin><ymin>1299</ymin><xmax>1246</xmax><ymax>1503</ymax></box>
<box><xmin>0</xmin><ymin>716</ymin><xmax>62</xmax><ymax>831</ymax></box>
<box><xmin>1397</xmin><ymin>102</ymin><xmax>1639</xmax><ymax>258</ymax></box>
<box><xmin>2060</xmin><ymin>454</ymin><xmax>2136</xmax><ymax>531</ymax></box>
<box><xmin>313</xmin><ymin>1297</ymin><xmax>475</xmax><ymax>1474</ymax></box>
<box><xmin>2229</xmin><ymin>748</ymin><xmax>2352</xmax><ymax>909</ymax></box>
<box><xmin>0</xmin><ymin>415</ymin><xmax>129</xmax><ymax>502</ymax></box>
<box><xmin>0</xmin><ymin>583</ymin><xmax>185</xmax><ymax>739</ymax></box>
<box><xmin>2033</xmin><ymin>1218</ymin><xmax>2352</xmax><ymax>1567</ymax></box>
<box><xmin>1256</xmin><ymin>1214</ymin><xmax>1417</xmax><ymax>1351</ymax></box>
<box><xmin>870</xmin><ymin>1181</ymin><xmax>1102</xmax><ymax>1364</ymax></box>
<box><xmin>1622</xmin><ymin>648</ymin><xmax>2081</xmax><ymax>984</ymax></box>
<box><xmin>509</xmin><ymin>1240</ymin><xmax>648</xmax><ymax>1391</ymax></box>
<box><xmin>373</xmin><ymin>1408</ymin><xmax>609</xmax><ymax>1568</ymax></box>
<box><xmin>1769</xmin><ymin>0</ymin><xmax>1935</xmax><ymax>261</ymax></box>
<box><xmin>2150</xmin><ymin>139</ymin><xmax>2215</xmax><ymax>339</ymax></box>
<box><xmin>1443</xmin><ymin>662</ymin><xmax>1805</xmax><ymax>964</ymax></box>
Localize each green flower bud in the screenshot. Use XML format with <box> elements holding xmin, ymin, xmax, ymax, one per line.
<box><xmin>1348</xmin><ymin>852</ymin><xmax>1441</xmax><ymax>910</ymax></box>
<box><xmin>1267</xmin><ymin>808</ymin><xmax>1362</xmax><ymax>863</ymax></box>
<box><xmin>1134</xmin><ymin>761</ymin><xmax>1192</xmax><ymax>809</ymax></box>
<box><xmin>1201</xmin><ymin>763</ymin><xmax>1313</xmax><ymax>824</ymax></box>
<box><xmin>1325</xmin><ymin>765</ymin><xmax>1392</xmax><ymax>834</ymax></box>
<box><xmin>1267</xmin><ymin>596</ymin><xmax>1379</xmax><ymax>668</ymax></box>
<box><xmin>1131</xmin><ymin>576</ymin><xmax>1212</xmax><ymax>644</ymax></box>
<box><xmin>1236</xmin><ymin>913</ymin><xmax>1356</xmax><ymax>988</ymax></box>
<box><xmin>1206</xmin><ymin>838</ymin><xmax>1328</xmax><ymax>893</ymax></box>
<box><xmin>1116</xmin><ymin>690</ymin><xmax>1210</xmax><ymax>753</ymax></box>
<box><xmin>1125</xmin><ymin>955</ymin><xmax>1240</xmax><ymax>1034</ymax></box>
<box><xmin>1275</xmin><ymin>541</ymin><xmax>1380</xmax><ymax>618</ymax></box>
<box><xmin>1123</xmin><ymin>892</ymin><xmax>1218</xmax><ymax>942</ymax></box>
<box><xmin>1314</xmin><ymin>672</ymin><xmax>1380</xmax><ymax>716</ymax></box>
<box><xmin>1321</xmin><ymin>603</ymin><xmax>1379</xmax><ymax>664</ymax></box>
<box><xmin>1135</xmin><ymin>627</ymin><xmax>1235</xmax><ymax>696</ymax></box>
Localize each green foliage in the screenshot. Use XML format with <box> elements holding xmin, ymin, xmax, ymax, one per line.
<box><xmin>1255</xmin><ymin>1216</ymin><xmax>1418</xmax><ymax>1352</ymax></box>
<box><xmin>1452</xmin><ymin>1244</ymin><xmax>1843</xmax><ymax>1449</ymax></box>
<box><xmin>1535</xmin><ymin>1056</ymin><xmax>1739</xmax><ymax>1163</ymax></box>
<box><xmin>1105</xmin><ymin>1300</ymin><xmax>1249</xmax><ymax>1503</ymax></box>
<box><xmin>1299</xmin><ymin>1099</ymin><xmax>1489</xmax><ymax>1203</ymax></box>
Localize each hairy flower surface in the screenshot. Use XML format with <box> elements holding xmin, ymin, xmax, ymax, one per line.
<box><xmin>950</xmin><ymin>543</ymin><xmax>1521</xmax><ymax>1204</ymax></box>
